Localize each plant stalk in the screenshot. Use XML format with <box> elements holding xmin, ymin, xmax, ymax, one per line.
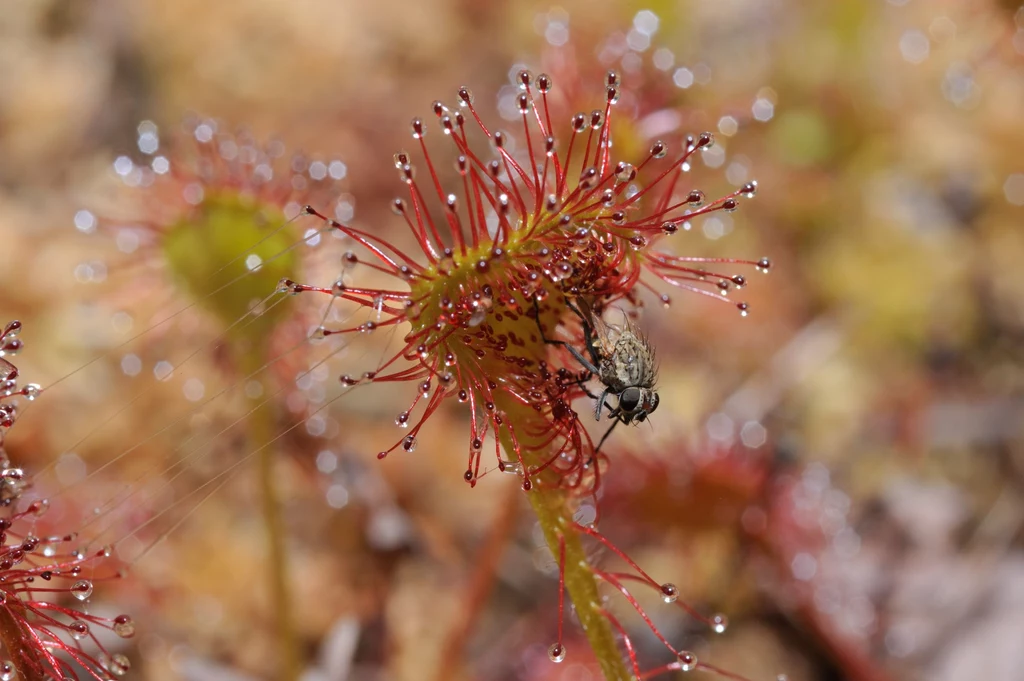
<box><xmin>496</xmin><ymin>398</ymin><xmax>630</xmax><ymax>681</ymax></box>
<box><xmin>244</xmin><ymin>353</ymin><xmax>300</xmax><ymax>681</ymax></box>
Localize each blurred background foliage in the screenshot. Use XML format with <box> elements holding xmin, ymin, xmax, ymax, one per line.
<box><xmin>1</xmin><ymin>1</ymin><xmax>1023</xmax><ymax>680</ymax></box>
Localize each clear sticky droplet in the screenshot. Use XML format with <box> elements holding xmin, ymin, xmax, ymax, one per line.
<box><xmin>402</xmin><ymin>435</ymin><xmax>417</xmax><ymax>453</ymax></box>
<box><xmin>70</xmin><ymin>579</ymin><xmax>93</xmax><ymax>601</ymax></box>
<box><xmin>547</xmin><ymin>642</ymin><xmax>566</xmax><ymax>663</ymax></box>
<box><xmin>108</xmin><ymin>653</ymin><xmax>131</xmax><ymax>676</ymax></box>
<box><xmin>711</xmin><ymin>613</ymin><xmax>729</xmax><ymax>634</ymax></box>
<box><xmin>677</xmin><ymin>651</ymin><xmax>698</xmax><ymax>672</ymax></box>
<box><xmin>500</xmin><ymin>460</ymin><xmax>523</xmax><ymax>475</ymax></box>
<box><xmin>0</xmin><ymin>661</ymin><xmax>14</xmax><ymax>681</ymax></box>
<box><xmin>113</xmin><ymin>614</ymin><xmax>136</xmax><ymax>638</ymax></box>
<box><xmin>70</xmin><ymin>620</ymin><xmax>90</xmax><ymax>640</ymax></box>
<box><xmin>661</xmin><ymin>582</ymin><xmax>679</xmax><ymax>603</ymax></box>
<box><xmin>29</xmin><ymin>499</ymin><xmax>50</xmax><ymax>517</ymax></box>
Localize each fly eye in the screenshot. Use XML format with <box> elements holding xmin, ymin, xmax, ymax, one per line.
<box><xmin>619</xmin><ymin>387</ymin><xmax>641</xmax><ymax>413</ymax></box>
<box><xmin>647</xmin><ymin>392</ymin><xmax>660</xmax><ymax>414</ymax></box>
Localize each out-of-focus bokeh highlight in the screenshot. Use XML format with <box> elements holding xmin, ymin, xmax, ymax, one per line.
<box><xmin>2</xmin><ymin>1</ymin><xmax>1023</xmax><ymax>680</ymax></box>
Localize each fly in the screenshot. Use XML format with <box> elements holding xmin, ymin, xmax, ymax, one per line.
<box><xmin>536</xmin><ymin>298</ymin><xmax>660</xmax><ymax>452</ymax></box>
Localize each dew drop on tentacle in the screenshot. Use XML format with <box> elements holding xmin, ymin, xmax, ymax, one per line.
<box><xmin>410</xmin><ymin>117</ymin><xmax>426</xmax><ymax>139</ymax></box>
<box><xmin>547</xmin><ymin>642</ymin><xmax>566</xmax><ymax>663</ymax></box>
<box><xmin>741</xmin><ymin>180</ymin><xmax>758</xmax><ymax>197</ymax></box>
<box><xmin>710</xmin><ymin>613</ymin><xmax>729</xmax><ymax>634</ymax></box>
<box><xmin>756</xmin><ymin>257</ymin><xmax>772</xmax><ymax>273</ymax></box>
<box><xmin>28</xmin><ymin>498</ymin><xmax>49</xmax><ymax>517</ymax></box>
<box><xmin>614</xmin><ymin>162</ymin><xmax>636</xmax><ymax>183</ymax></box>
<box><xmin>113</xmin><ymin>614</ymin><xmax>136</xmax><ymax>638</ymax></box>
<box><xmin>106</xmin><ymin>653</ymin><xmax>131</xmax><ymax>676</ymax></box>
<box><xmin>676</xmin><ymin>651</ymin><xmax>698</xmax><ymax>672</ymax></box>
<box><xmin>660</xmin><ymin>582</ymin><xmax>679</xmax><ymax>603</ymax></box>
<box><xmin>499</xmin><ymin>460</ymin><xmax>522</xmax><ymax>475</ymax></box>
<box><xmin>0</xmin><ymin>339</ymin><xmax>22</xmax><ymax>356</ymax></box>
<box><xmin>736</xmin><ymin>302</ymin><xmax>750</xmax><ymax>317</ymax></box>
<box><xmin>731</xmin><ymin>275</ymin><xmax>747</xmax><ymax>288</ymax></box>
<box><xmin>69</xmin><ymin>620</ymin><xmax>90</xmax><ymax>640</ymax></box>
<box><xmin>536</xmin><ymin>73</ymin><xmax>552</xmax><ymax>92</ymax></box>
<box><xmin>2</xmin><ymin>468</ymin><xmax>25</xmax><ymax>482</ymax></box>
<box><xmin>395</xmin><ymin>412</ymin><xmax>410</xmax><ymax>428</ymax></box>
<box><xmin>402</xmin><ymin>435</ymin><xmax>417</xmax><ymax>453</ymax></box>
<box><xmin>0</xmin><ymin>661</ymin><xmax>14</xmax><ymax>681</ymax></box>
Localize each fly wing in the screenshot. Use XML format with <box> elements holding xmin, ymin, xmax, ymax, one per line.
<box><xmin>574</xmin><ymin>296</ymin><xmax>616</xmax><ymax>357</ymax></box>
<box><xmin>573</xmin><ymin>294</ymin><xmax>610</xmax><ymax>356</ymax></box>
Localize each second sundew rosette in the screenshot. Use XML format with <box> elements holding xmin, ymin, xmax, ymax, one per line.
<box><xmin>77</xmin><ymin>118</ymin><xmax>353</xmax><ymax>681</ymax></box>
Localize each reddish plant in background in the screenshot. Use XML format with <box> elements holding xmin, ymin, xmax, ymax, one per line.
<box><xmin>0</xmin><ymin>322</ymin><xmax>136</xmax><ymax>680</ymax></box>
<box><xmin>292</xmin><ymin>68</ymin><xmax>771</xmax><ymax>679</ymax></box>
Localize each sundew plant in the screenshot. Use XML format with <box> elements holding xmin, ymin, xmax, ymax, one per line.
<box><xmin>287</xmin><ymin>68</ymin><xmax>770</xmax><ymax>679</ymax></box>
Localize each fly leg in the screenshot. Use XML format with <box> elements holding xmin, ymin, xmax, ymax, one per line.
<box><xmin>563</xmin><ymin>299</ymin><xmax>603</xmax><ymax>369</ymax></box>
<box><xmin>594</xmin><ymin>418</ymin><xmax>621</xmax><ymax>455</ymax></box>
<box><xmin>594</xmin><ymin>387</ymin><xmax>611</xmax><ymax>421</ymax></box>
<box><xmin>533</xmin><ymin>299</ymin><xmax>600</xmax><ymax>375</ymax></box>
